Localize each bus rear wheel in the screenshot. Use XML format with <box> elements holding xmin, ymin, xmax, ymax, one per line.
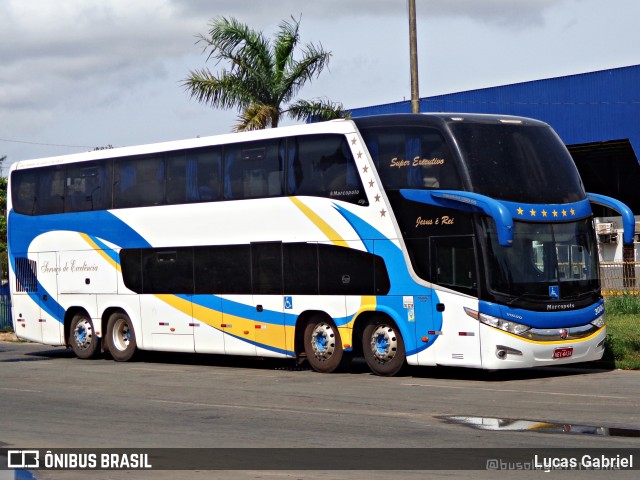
<box><xmin>303</xmin><ymin>316</ymin><xmax>344</xmax><ymax>373</ymax></box>
<box><xmin>69</xmin><ymin>313</ymin><xmax>100</xmax><ymax>359</ymax></box>
<box><xmin>362</xmin><ymin>319</ymin><xmax>406</xmax><ymax>376</ymax></box>
<box><xmin>106</xmin><ymin>312</ymin><xmax>137</xmax><ymax>362</ymax></box>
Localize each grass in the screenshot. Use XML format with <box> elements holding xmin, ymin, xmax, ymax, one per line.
<box><xmin>603</xmin><ymin>294</ymin><xmax>640</xmax><ymax>370</ymax></box>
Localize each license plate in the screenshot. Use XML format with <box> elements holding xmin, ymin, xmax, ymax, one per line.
<box><xmin>553</xmin><ymin>347</ymin><xmax>574</xmax><ymax>359</ymax></box>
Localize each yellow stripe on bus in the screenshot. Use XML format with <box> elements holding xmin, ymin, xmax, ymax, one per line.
<box><xmin>289</xmin><ymin>197</ymin><xmax>349</xmax><ymax>247</ymax></box>
<box><xmin>79</xmin><ymin>232</ymin><xmax>121</xmax><ymax>272</ymax></box>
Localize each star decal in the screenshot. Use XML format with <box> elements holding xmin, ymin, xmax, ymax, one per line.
<box><xmin>517</xmin><ymin>207</ymin><xmax>524</xmax><ymax>215</ymax></box>
<box><xmin>357</xmin><ymin>151</ymin><xmax>363</xmax><ymax>159</ymax></box>
<box><xmin>368</xmin><ymin>180</ymin><xmax>375</xmax><ymax>188</ymax></box>
<box><xmin>380</xmin><ymin>209</ymin><xmax>387</xmax><ymax>217</ymax></box>
<box><xmin>351</xmin><ymin>137</ymin><xmax>357</xmax><ymax>145</ymax></box>
<box><xmin>362</xmin><ymin>165</ymin><xmax>369</xmax><ymax>173</ymax></box>
<box><xmin>374</xmin><ymin>194</ymin><xmax>381</xmax><ymax>202</ymax></box>
<box><xmin>562</xmin><ymin>209</ymin><xmax>567</xmax><ymax>217</ymax></box>
<box><xmin>530</xmin><ymin>209</ymin><xmax>537</xmax><ymax>217</ymax></box>
<box><xmin>542</xmin><ymin>209</ymin><xmax>548</xmax><ymax>217</ymax></box>
<box><xmin>570</xmin><ymin>208</ymin><xmax>575</xmax><ymax>216</ymax></box>
<box><xmin>552</xmin><ymin>210</ymin><xmax>558</xmax><ymax>217</ymax></box>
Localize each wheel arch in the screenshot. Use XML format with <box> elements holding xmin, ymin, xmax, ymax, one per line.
<box><xmin>352</xmin><ymin>309</ymin><xmax>407</xmax><ymax>356</ymax></box>
<box><xmin>101</xmin><ymin>307</ymin><xmax>137</xmax><ymax>350</ymax></box>
<box><xmin>294</xmin><ymin>310</ymin><xmax>334</xmax><ymax>360</ymax></box>
<box><xmin>63</xmin><ymin>306</ymin><xmax>92</xmax><ymax>348</ymax></box>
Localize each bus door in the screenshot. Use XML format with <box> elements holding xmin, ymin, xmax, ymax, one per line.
<box><xmin>429</xmin><ymin>236</ymin><xmax>482</xmax><ymax>367</ymax></box>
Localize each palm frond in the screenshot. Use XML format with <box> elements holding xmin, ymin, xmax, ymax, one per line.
<box><xmin>182</xmin><ymin>68</ymin><xmax>252</xmax><ymax>109</ymax></box>
<box><xmin>278</xmin><ymin>44</ymin><xmax>332</xmax><ymax>103</ymax></box>
<box><xmin>273</xmin><ymin>16</ymin><xmax>301</xmax><ymax>84</ymax></box>
<box><xmin>201</xmin><ymin>17</ymin><xmax>273</xmax><ymax>80</ymax></box>
<box><xmin>235</xmin><ymin>103</ymin><xmax>280</xmax><ymax>132</ymax></box>
<box><xmin>285</xmin><ymin>98</ymin><xmax>349</xmax><ymax>123</ymax></box>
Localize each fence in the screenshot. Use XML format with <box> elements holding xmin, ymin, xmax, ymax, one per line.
<box><xmin>0</xmin><ymin>282</ymin><xmax>11</xmax><ymax>330</ymax></box>
<box><xmin>600</xmin><ymin>262</ymin><xmax>640</xmax><ymax>296</ymax></box>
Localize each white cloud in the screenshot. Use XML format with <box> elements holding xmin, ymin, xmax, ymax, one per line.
<box><xmin>0</xmin><ymin>0</ymin><xmax>636</xmax><ymax>165</ymax></box>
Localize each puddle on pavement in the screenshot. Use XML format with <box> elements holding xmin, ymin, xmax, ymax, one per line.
<box><xmin>440</xmin><ymin>415</ymin><xmax>640</xmax><ymax>438</ymax></box>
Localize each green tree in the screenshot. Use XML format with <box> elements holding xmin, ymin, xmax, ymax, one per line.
<box><xmin>183</xmin><ymin>16</ymin><xmax>348</xmax><ymax>131</ymax></box>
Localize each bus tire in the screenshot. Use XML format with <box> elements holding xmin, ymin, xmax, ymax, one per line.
<box><xmin>362</xmin><ymin>319</ymin><xmax>406</xmax><ymax>376</ymax></box>
<box><xmin>303</xmin><ymin>316</ymin><xmax>343</xmax><ymax>373</ymax></box>
<box><xmin>69</xmin><ymin>313</ymin><xmax>100</xmax><ymax>359</ymax></box>
<box><xmin>106</xmin><ymin>312</ymin><xmax>137</xmax><ymax>362</ymax></box>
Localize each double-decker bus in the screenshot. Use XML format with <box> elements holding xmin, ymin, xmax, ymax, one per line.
<box><xmin>7</xmin><ymin>113</ymin><xmax>634</xmax><ymax>376</ymax></box>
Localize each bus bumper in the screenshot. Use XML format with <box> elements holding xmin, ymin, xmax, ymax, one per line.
<box><xmin>479</xmin><ymin>323</ymin><xmax>606</xmax><ymax>370</ymax></box>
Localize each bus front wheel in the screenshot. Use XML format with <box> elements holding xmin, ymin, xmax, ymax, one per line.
<box><xmin>362</xmin><ymin>319</ymin><xmax>406</xmax><ymax>376</ymax></box>
<box><xmin>303</xmin><ymin>316</ymin><xmax>344</xmax><ymax>373</ymax></box>
<box><xmin>69</xmin><ymin>313</ymin><xmax>100</xmax><ymax>359</ymax></box>
<box><xmin>106</xmin><ymin>312</ymin><xmax>137</xmax><ymax>362</ymax></box>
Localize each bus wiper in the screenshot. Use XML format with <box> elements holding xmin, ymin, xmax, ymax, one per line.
<box><xmin>507</xmin><ymin>292</ymin><xmax>550</xmax><ymax>305</ymax></box>
<box><xmin>561</xmin><ymin>289</ymin><xmax>600</xmax><ymax>301</ymax></box>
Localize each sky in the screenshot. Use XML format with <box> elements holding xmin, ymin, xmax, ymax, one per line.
<box><xmin>1</xmin><ymin>0</ymin><xmax>639</xmax><ymax>172</ymax></box>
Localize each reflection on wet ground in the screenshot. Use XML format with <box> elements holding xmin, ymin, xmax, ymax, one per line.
<box><xmin>440</xmin><ymin>415</ymin><xmax>640</xmax><ymax>437</ymax></box>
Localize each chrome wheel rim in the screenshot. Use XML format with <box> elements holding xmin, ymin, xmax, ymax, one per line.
<box><xmin>112</xmin><ymin>318</ymin><xmax>131</xmax><ymax>352</ymax></box>
<box><xmin>310</xmin><ymin>322</ymin><xmax>336</xmax><ymax>361</ymax></box>
<box><xmin>73</xmin><ymin>318</ymin><xmax>94</xmax><ymax>351</ymax></box>
<box><xmin>370</xmin><ymin>325</ymin><xmax>398</xmax><ymax>363</ymax></box>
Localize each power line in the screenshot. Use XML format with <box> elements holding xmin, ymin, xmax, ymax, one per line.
<box><xmin>0</xmin><ymin>137</ymin><xmax>92</xmax><ymax>149</ymax></box>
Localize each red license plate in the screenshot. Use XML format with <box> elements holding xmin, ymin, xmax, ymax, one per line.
<box><xmin>553</xmin><ymin>347</ymin><xmax>574</xmax><ymax>359</ymax></box>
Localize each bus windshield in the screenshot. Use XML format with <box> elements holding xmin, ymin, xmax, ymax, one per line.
<box><xmin>449</xmin><ymin>122</ymin><xmax>585</xmax><ymax>204</ymax></box>
<box><xmin>483</xmin><ymin>218</ymin><xmax>599</xmax><ymax>302</ymax></box>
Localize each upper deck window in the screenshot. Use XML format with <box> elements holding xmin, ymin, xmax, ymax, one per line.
<box><xmin>288</xmin><ymin>134</ymin><xmax>368</xmax><ymax>206</ymax></box>
<box><xmin>450</xmin><ymin>123</ymin><xmax>585</xmax><ymax>203</ymax></box>
<box><xmin>359</xmin><ymin>126</ymin><xmax>462</xmax><ymax>191</ymax></box>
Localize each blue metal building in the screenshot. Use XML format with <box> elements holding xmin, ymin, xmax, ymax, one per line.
<box><xmin>349</xmin><ymin>64</ymin><xmax>640</xmax><ymax>216</ymax></box>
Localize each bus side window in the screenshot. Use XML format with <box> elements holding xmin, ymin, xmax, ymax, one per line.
<box><xmin>289</xmin><ymin>134</ymin><xmax>368</xmax><ymax>206</ymax></box>
<box><xmin>11</xmin><ymin>170</ymin><xmax>39</xmax><ymax>215</ymax></box>
<box><xmin>65</xmin><ymin>161</ymin><xmax>112</xmax><ymax>212</ymax></box>
<box><xmin>194</xmin><ymin>245</ymin><xmax>252</xmax><ymax>294</ymax></box>
<box><xmin>224</xmin><ymin>140</ymin><xmax>283</xmax><ymax>200</ymax></box>
<box><xmin>114</xmin><ymin>156</ymin><xmax>165</xmax><ymax>208</ymax></box>
<box><xmin>36</xmin><ymin>166</ymin><xmax>65</xmax><ymax>215</ymax></box>
<box><xmin>166</xmin><ymin>147</ymin><xmax>222</xmax><ymax>204</ymax></box>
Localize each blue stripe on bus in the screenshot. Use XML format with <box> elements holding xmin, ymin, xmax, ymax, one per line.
<box><xmin>8</xmin><ymin>210</ymin><xmax>153</xmax><ymax>325</ymax></box>
<box><xmin>480</xmin><ymin>299</ymin><xmax>604</xmax><ymax>329</ymax></box>
<box><xmin>333</xmin><ymin>204</ymin><xmax>443</xmax><ymax>355</ymax></box>
<box><xmin>8</xmin><ymin>210</ymin><xmax>152</xmax><ymax>252</ymax></box>
<box><xmin>185</xmin><ymin>294</ymin><xmax>354</xmax><ymax>327</ymax></box>
<box><xmin>87</xmin><ymin>234</ymin><xmax>120</xmax><ymax>265</ymax></box>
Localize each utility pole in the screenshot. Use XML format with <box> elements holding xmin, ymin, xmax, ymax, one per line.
<box><xmin>408</xmin><ymin>0</ymin><xmax>420</xmax><ymax>113</ymax></box>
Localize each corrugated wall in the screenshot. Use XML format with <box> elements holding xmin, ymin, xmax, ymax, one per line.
<box><xmin>350</xmin><ymin>64</ymin><xmax>640</xmax><ymax>158</ymax></box>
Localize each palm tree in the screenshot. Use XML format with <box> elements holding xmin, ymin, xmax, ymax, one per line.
<box><xmin>183</xmin><ymin>16</ymin><xmax>348</xmax><ymax>131</ymax></box>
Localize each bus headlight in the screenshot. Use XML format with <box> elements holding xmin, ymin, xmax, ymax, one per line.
<box><xmin>590</xmin><ymin>315</ymin><xmax>605</xmax><ymax>328</ymax></box>
<box><xmin>478</xmin><ymin>313</ymin><xmax>531</xmax><ymax>336</ymax></box>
